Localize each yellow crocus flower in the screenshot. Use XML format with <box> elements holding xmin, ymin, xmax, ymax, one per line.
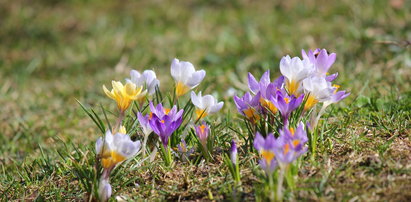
<box><xmin>103</xmin><ymin>81</ymin><xmax>146</xmax><ymax>112</ymax></box>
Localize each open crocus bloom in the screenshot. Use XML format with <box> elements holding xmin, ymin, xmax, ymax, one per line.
<box><xmin>233</xmin><ymin>92</ymin><xmax>261</xmax><ymax>123</ymax></box>
<box><xmin>302</xmin><ymin>76</ymin><xmax>335</xmax><ymax>110</ymax></box>
<box><xmin>254</xmin><ymin>133</ymin><xmax>278</xmax><ymax>174</ymax></box>
<box><xmin>302</xmin><ymin>49</ymin><xmax>337</xmax><ymax>80</ymax></box>
<box><xmin>270</xmin><ymin>90</ymin><xmax>304</xmax><ymax>124</ymax></box>
<box><xmin>191</xmin><ymin>91</ymin><xmax>224</xmax><ymax>119</ymax></box>
<box><xmin>103</xmin><ymin>81</ymin><xmax>145</xmax><ymax>112</ymax></box>
<box><xmin>248</xmin><ymin>71</ymin><xmax>284</xmax><ymax>114</ymax></box>
<box><xmin>126</xmin><ymin>70</ymin><xmax>160</xmax><ymax>96</ymax></box>
<box><xmin>275</xmin><ymin>123</ymin><xmax>308</xmax><ymax>164</ymax></box>
<box><xmin>195</xmin><ymin>122</ymin><xmax>210</xmax><ymax>147</ymax></box>
<box><xmin>148</xmin><ymin>102</ymin><xmax>183</xmax><ymax>147</ymax></box>
<box><xmin>170</xmin><ymin>58</ymin><xmax>206</xmax><ymax>97</ymax></box>
<box><xmin>280</xmin><ymin>55</ymin><xmax>314</xmax><ymax>96</ymax></box>
<box><xmin>96</xmin><ymin>130</ymin><xmax>141</xmax><ymax>169</ymax></box>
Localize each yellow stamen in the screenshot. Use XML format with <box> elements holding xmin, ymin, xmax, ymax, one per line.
<box><xmin>304</xmin><ymin>94</ymin><xmax>318</xmax><ymax>111</ymax></box>
<box><xmin>160</xmin><ymin>120</ymin><xmax>165</xmax><ymax>123</ymax></box>
<box><xmin>164</xmin><ymin>108</ymin><xmax>171</xmax><ymax>115</ymax></box>
<box><xmin>195</xmin><ymin>108</ymin><xmax>208</xmax><ymax>119</ymax></box>
<box><xmin>200</xmin><ymin>124</ymin><xmax>206</xmax><ymax>134</ymax></box>
<box><xmin>176</xmin><ymin>82</ymin><xmax>190</xmax><ymax>97</ymax></box>
<box><xmin>261</xmin><ymin>150</ymin><xmax>275</xmax><ymax>165</ymax></box>
<box><xmin>292</xmin><ymin>140</ymin><xmax>300</xmax><ymax>147</ymax></box>
<box><xmin>332</xmin><ymin>84</ymin><xmax>340</xmax><ymax>94</ymax></box>
<box><xmin>284</xmin><ymin>97</ymin><xmax>290</xmax><ymax>104</ymax></box>
<box><xmin>283</xmin><ymin>143</ymin><xmax>290</xmax><ymax>154</ymax></box>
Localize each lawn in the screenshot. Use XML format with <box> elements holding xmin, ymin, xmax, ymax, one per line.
<box><xmin>0</xmin><ymin>0</ymin><xmax>410</xmax><ymax>201</ymax></box>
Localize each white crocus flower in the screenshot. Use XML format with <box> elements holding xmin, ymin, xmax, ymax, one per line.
<box><xmin>280</xmin><ymin>55</ymin><xmax>314</xmax><ymax>96</ymax></box>
<box><xmin>96</xmin><ymin>130</ymin><xmax>141</xmax><ymax>169</ymax></box>
<box><xmin>191</xmin><ymin>91</ymin><xmax>224</xmax><ymax>119</ymax></box>
<box><xmin>171</xmin><ymin>58</ymin><xmax>206</xmax><ymax>97</ymax></box>
<box><xmin>98</xmin><ymin>179</ymin><xmax>112</xmax><ymax>202</ymax></box>
<box><xmin>126</xmin><ymin>70</ymin><xmax>160</xmax><ymax>96</ymax></box>
<box><xmin>302</xmin><ymin>76</ymin><xmax>334</xmax><ymax>110</ymax></box>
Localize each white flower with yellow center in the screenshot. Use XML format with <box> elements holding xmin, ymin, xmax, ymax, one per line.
<box><xmin>191</xmin><ymin>91</ymin><xmax>224</xmax><ymax>119</ymax></box>
<box><xmin>126</xmin><ymin>70</ymin><xmax>159</xmax><ymax>96</ymax></box>
<box><xmin>280</xmin><ymin>55</ymin><xmax>314</xmax><ymax>96</ymax></box>
<box><xmin>96</xmin><ymin>130</ymin><xmax>141</xmax><ymax>169</ymax></box>
<box><xmin>302</xmin><ymin>76</ymin><xmax>334</xmax><ymax>110</ymax></box>
<box><xmin>171</xmin><ymin>58</ymin><xmax>206</xmax><ymax>97</ymax></box>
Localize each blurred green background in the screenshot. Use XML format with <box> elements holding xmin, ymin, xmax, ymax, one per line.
<box><xmin>0</xmin><ymin>0</ymin><xmax>410</xmax><ymax>200</ymax></box>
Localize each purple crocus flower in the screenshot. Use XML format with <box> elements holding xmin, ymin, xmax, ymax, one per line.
<box><xmin>230</xmin><ymin>140</ymin><xmax>238</xmax><ymax>165</ymax></box>
<box><xmin>270</xmin><ymin>90</ymin><xmax>304</xmax><ymax>125</ymax></box>
<box><xmin>233</xmin><ymin>92</ymin><xmax>261</xmax><ymax>123</ymax></box>
<box><xmin>195</xmin><ymin>122</ymin><xmax>210</xmax><ymax>147</ymax></box>
<box><xmin>148</xmin><ymin>102</ymin><xmax>183</xmax><ymax>147</ymax></box>
<box><xmin>302</xmin><ymin>49</ymin><xmax>338</xmax><ymax>81</ymax></box>
<box><xmin>248</xmin><ymin>71</ymin><xmax>285</xmax><ymax>114</ymax></box>
<box><xmin>177</xmin><ymin>139</ymin><xmax>194</xmax><ymax>161</ymax></box>
<box><xmin>253</xmin><ymin>133</ymin><xmax>278</xmax><ymax>174</ymax></box>
<box><xmin>275</xmin><ymin>123</ymin><xmax>308</xmax><ymax>163</ymax></box>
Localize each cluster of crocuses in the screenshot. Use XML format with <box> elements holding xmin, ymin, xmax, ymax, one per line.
<box><xmin>93</xmin><ymin>58</ymin><xmax>223</xmax><ymax>201</ymax></box>
<box><xmin>233</xmin><ymin>49</ymin><xmax>349</xmax><ymax>199</ymax></box>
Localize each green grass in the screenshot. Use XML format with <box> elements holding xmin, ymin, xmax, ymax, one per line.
<box><xmin>1</xmin><ymin>0</ymin><xmax>410</xmax><ymax>200</ymax></box>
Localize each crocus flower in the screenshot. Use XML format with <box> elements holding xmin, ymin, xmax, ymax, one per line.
<box><xmin>233</xmin><ymin>92</ymin><xmax>261</xmax><ymax>123</ymax></box>
<box><xmin>96</xmin><ymin>130</ymin><xmax>141</xmax><ymax>169</ymax></box>
<box><xmin>248</xmin><ymin>71</ymin><xmax>284</xmax><ymax>114</ymax></box>
<box><xmin>302</xmin><ymin>76</ymin><xmax>335</xmax><ymax>110</ymax></box>
<box><xmin>230</xmin><ymin>140</ymin><xmax>238</xmax><ymax>165</ymax></box>
<box><xmin>148</xmin><ymin>102</ymin><xmax>183</xmax><ymax>147</ymax></box>
<box><xmin>137</xmin><ymin>112</ymin><xmax>153</xmax><ymax>136</ymax></box>
<box><xmin>191</xmin><ymin>91</ymin><xmax>224</xmax><ymax>119</ymax></box>
<box><xmin>103</xmin><ymin>81</ymin><xmax>145</xmax><ymax>112</ymax></box>
<box><xmin>302</xmin><ymin>49</ymin><xmax>338</xmax><ymax>81</ymax></box>
<box><xmin>195</xmin><ymin>122</ymin><xmax>210</xmax><ymax>147</ymax></box>
<box><xmin>275</xmin><ymin>123</ymin><xmax>308</xmax><ymax>164</ymax></box>
<box><xmin>171</xmin><ymin>58</ymin><xmax>206</xmax><ymax>97</ymax></box>
<box><xmin>279</xmin><ymin>55</ymin><xmax>314</xmax><ymax>96</ymax></box>
<box><xmin>177</xmin><ymin>139</ymin><xmax>194</xmax><ymax>161</ymax></box>
<box><xmin>126</xmin><ymin>70</ymin><xmax>160</xmax><ymax>96</ymax></box>
<box><xmin>254</xmin><ymin>133</ymin><xmax>278</xmax><ymax>174</ymax></box>
<box><xmin>270</xmin><ymin>90</ymin><xmax>304</xmax><ymax>125</ymax></box>
<box><xmin>98</xmin><ymin>179</ymin><xmax>112</xmax><ymax>202</ymax></box>
<box><xmin>323</xmin><ymin>84</ymin><xmax>350</xmax><ymax>107</ymax></box>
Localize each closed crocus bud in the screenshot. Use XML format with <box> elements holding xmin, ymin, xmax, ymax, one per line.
<box><xmin>98</xmin><ymin>179</ymin><xmax>112</xmax><ymax>202</ymax></box>
<box><xmin>230</xmin><ymin>140</ymin><xmax>238</xmax><ymax>165</ymax></box>
<box><xmin>195</xmin><ymin>122</ymin><xmax>210</xmax><ymax>147</ymax></box>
